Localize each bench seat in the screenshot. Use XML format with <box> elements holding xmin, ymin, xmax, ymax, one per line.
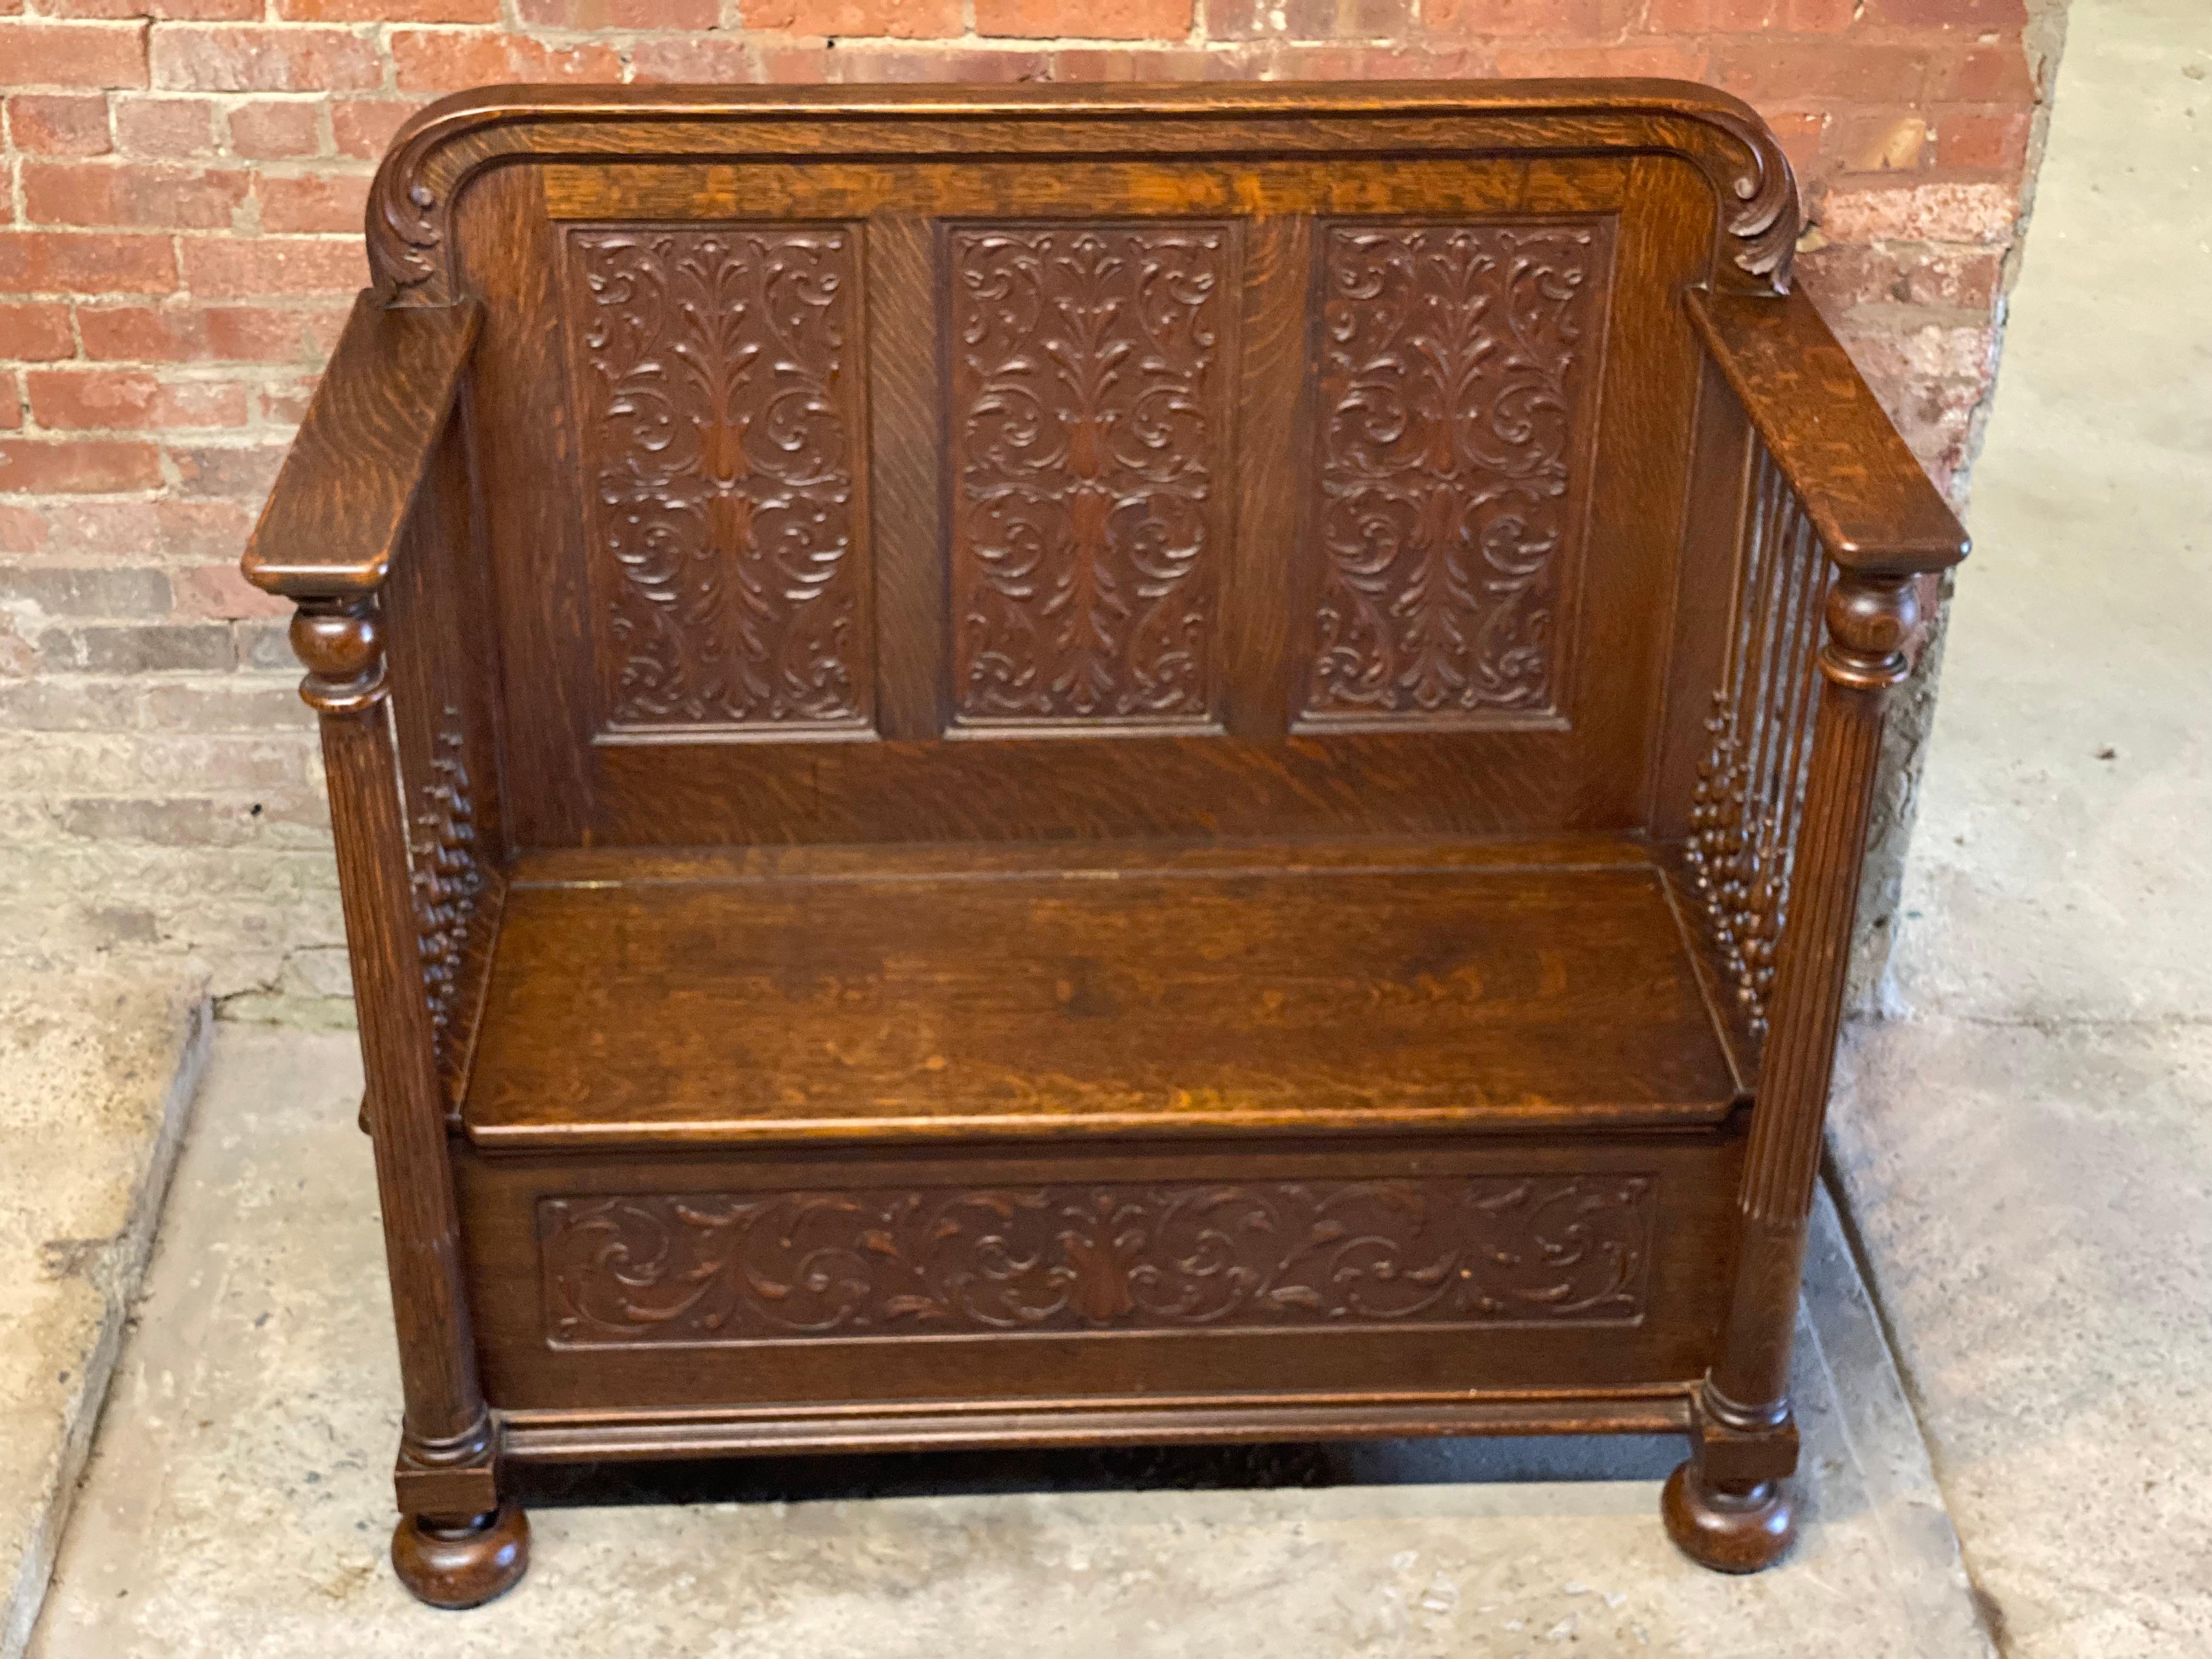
<box><xmin>462</xmin><ymin>836</ymin><xmax>1747</xmax><ymax>1151</ymax></box>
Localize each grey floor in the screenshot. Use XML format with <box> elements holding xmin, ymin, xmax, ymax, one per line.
<box><xmin>1822</xmin><ymin>2</ymin><xmax>2212</xmax><ymax>1653</ymax></box>
<box><xmin>26</xmin><ymin>2</ymin><xmax>2212</xmax><ymax>1654</ymax></box>
<box><xmin>29</xmin><ymin>1029</ymin><xmax>1983</xmax><ymax>1659</ymax></box>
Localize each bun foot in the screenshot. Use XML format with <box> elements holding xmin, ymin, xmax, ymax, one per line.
<box><xmin>392</xmin><ymin>1502</ymin><xmax>529</xmax><ymax>1608</ymax></box>
<box><xmin>1662</xmin><ymin>1462</ymin><xmax>1795</xmax><ymax>1573</ymax></box>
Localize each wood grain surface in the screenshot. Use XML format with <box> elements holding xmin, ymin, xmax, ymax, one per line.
<box><xmin>244</xmin><ymin>81</ymin><xmax>1971</xmax><ymax>1593</ymax></box>
<box><xmin>464</xmin><ymin>844</ymin><xmax>1740</xmax><ymax>1148</ymax></box>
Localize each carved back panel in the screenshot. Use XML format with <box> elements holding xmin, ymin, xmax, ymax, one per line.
<box><xmin>422</xmin><ymin>89</ymin><xmax>1771</xmax><ymax>848</ymax></box>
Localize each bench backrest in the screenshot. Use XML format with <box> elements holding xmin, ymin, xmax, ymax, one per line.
<box><xmin>367</xmin><ymin>81</ymin><xmax>1799</xmax><ymax>850</ymax></box>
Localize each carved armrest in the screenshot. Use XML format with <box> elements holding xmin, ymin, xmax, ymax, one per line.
<box><xmin>242</xmin><ymin>292</ymin><xmax>480</xmax><ymax>605</ymax></box>
<box><xmin>241</xmin><ymin>291</ymin><xmax>497</xmax><ymax>1121</ymax></box>
<box><xmin>1686</xmin><ymin>287</ymin><xmax>1967</xmax><ymax>577</ymax></box>
<box><xmin>1677</xmin><ymin>287</ymin><xmax>1969</xmax><ymax>1052</ymax></box>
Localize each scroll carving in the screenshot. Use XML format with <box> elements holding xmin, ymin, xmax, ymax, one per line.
<box><xmin>539</xmin><ymin>1173</ymin><xmax>1656</xmax><ymax>1346</ymax></box>
<box><xmin>1685</xmin><ymin>446</ymin><xmax>1830</xmax><ymax>1032</ymax></box>
<box><xmin>568</xmin><ymin>226</ymin><xmax>868</xmax><ymax>734</ymax></box>
<box><xmin>368</xmin><ymin>88</ymin><xmax>1796</xmax><ymax>306</ymax></box>
<box><xmin>1302</xmin><ymin>222</ymin><xmax>1610</xmax><ymax>724</ymax></box>
<box><xmin>409</xmin><ymin>705</ymin><xmax>482</xmax><ymax>1061</ymax></box>
<box><xmin>946</xmin><ymin>224</ymin><xmax>1230</xmax><ymax>725</ymax></box>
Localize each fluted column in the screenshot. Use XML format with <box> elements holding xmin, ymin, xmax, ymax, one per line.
<box><xmin>1708</xmin><ymin>569</ymin><xmax>1922</xmax><ymax>1423</ymax></box>
<box><xmin>294</xmin><ymin>595</ymin><xmax>495</xmax><ymax>1519</ymax></box>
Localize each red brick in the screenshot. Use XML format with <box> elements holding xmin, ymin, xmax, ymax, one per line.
<box><xmin>167</xmin><ymin>441</ymin><xmax>285</xmax><ymax>498</ymax></box>
<box><xmin>113</xmin><ymin>95</ymin><xmax>222</xmax><ymax>156</ymax></box>
<box><xmin>753</xmin><ymin>43</ymin><xmax>832</xmax><ymax>80</ymax></box>
<box><xmin>151</xmin><ymin>25</ymin><xmax>384</xmax><ymax>93</ymax></box>
<box><xmin>0</xmin><ymin>232</ymin><xmax>177</xmax><ymax>296</ymax></box>
<box><xmin>226</xmin><ymin>99</ymin><xmax>323</xmax><ymax>157</ymax></box>
<box><xmin>977</xmin><ymin>0</ymin><xmax>1188</xmax><ymax>37</ymax></box>
<box><xmin>627</xmin><ymin>36</ymin><xmax>758</xmax><ymax>83</ymax></box>
<box><xmin>1649</xmin><ymin>0</ymin><xmax>1852</xmax><ymax>24</ymax></box>
<box><xmin>255</xmin><ymin>171</ymin><xmax>373</xmax><ymax>234</ymax></box>
<box><xmin>388</xmin><ymin>30</ymin><xmax>625</xmax><ymax>92</ymax></box>
<box><xmin>1493</xmin><ymin>42</ymin><xmax>1708</xmax><ymax>81</ymax></box>
<box><xmin>1821</xmin><ymin>179</ymin><xmax>2018</xmax><ymax>243</ymax></box>
<box><xmin>1931</xmin><ymin>42</ymin><xmax>2037</xmax><ymax>103</ymax></box>
<box><xmin>1240</xmin><ymin>43</ymin><xmax>1479</xmax><ymax>80</ymax></box>
<box><xmin>43</xmin><ymin>0</ymin><xmax>259</xmax><ymax>18</ymax></box>
<box><xmin>330</xmin><ymin>98</ymin><xmax>420</xmax><ymax>159</ymax></box>
<box><xmin>1934</xmin><ymin>109</ymin><xmax>2031</xmax><ymax>171</ymax></box>
<box><xmin>1830</xmin><ymin>111</ymin><xmax>1930</xmax><ymax>173</ymax></box>
<box><xmin>257</xmin><ymin>375</ymin><xmax>317</xmax><ymax>424</ymax></box>
<box><xmin>0</xmin><ymin>437</ymin><xmax>162</xmax><ymax>493</ymax></box>
<box><xmin>739</xmin><ymin>0</ymin><xmax>962</xmax><ymax>37</ymax></box>
<box><xmin>518</xmin><ymin>0</ymin><xmax>716</xmax><ymax>24</ymax></box>
<box><xmin>1425</xmin><ymin>0</ymin><xmax>1599</xmax><ymax>33</ymax></box>
<box><xmin>1641</xmin><ymin>0</ymin><xmax>1770</xmax><ymax>25</ymax></box>
<box><xmin>77</xmin><ymin>301</ymin><xmax>314</xmax><ymax>362</ymax></box>
<box><xmin>1862</xmin><ymin>0</ymin><xmax>2025</xmax><ymax>24</ymax></box>
<box><xmin>151</xmin><ymin>496</ymin><xmax>252</xmax><ymax>557</ymax></box>
<box><xmin>1766</xmin><ymin>110</ymin><xmax>1825</xmax><ymax>180</ymax></box>
<box><xmin>790</xmin><ymin>44</ymin><xmax>1052</xmax><ymax>81</ymax></box>
<box><xmin>1714</xmin><ymin>41</ymin><xmax>1931</xmax><ymax>105</ymax></box>
<box><xmin>23</xmin><ymin>161</ymin><xmax>251</xmax><ymax>230</ymax></box>
<box><xmin>0</xmin><ymin>302</ymin><xmax>76</xmax><ymax>361</ymax></box>
<box><xmin>170</xmin><ymin>561</ymin><xmax>289</xmax><ymax>619</ymax></box>
<box><xmin>25</xmin><ymin>367</ymin><xmax>250</xmax><ymax>430</ymax></box>
<box><xmin>2</xmin><ymin>393</ymin><xmax>21</xmax><ymax>433</ymax></box>
<box><xmin>1901</xmin><ymin>247</ymin><xmax>2001</xmax><ymax>309</ymax></box>
<box><xmin>280</xmin><ymin>0</ymin><xmax>494</xmax><ymax>16</ymax></box>
<box><xmin>179</xmin><ymin>234</ymin><xmax>365</xmax><ymax>296</ymax></box>
<box><xmin>0</xmin><ymin>21</ymin><xmax>149</xmax><ymax>89</ymax></box>
<box><xmin>15</xmin><ymin>497</ymin><xmax>159</xmax><ymax>556</ymax></box>
<box><xmin>1204</xmin><ymin>0</ymin><xmax>1407</xmax><ymax>40</ymax></box>
<box><xmin>25</xmin><ymin>368</ymin><xmax>158</xmax><ymax>427</ymax></box>
<box><xmin>0</xmin><ymin>505</ymin><xmax>49</xmax><ymax>555</ymax></box>
<box><xmin>6</xmin><ymin>94</ymin><xmax>113</xmax><ymax>156</ymax></box>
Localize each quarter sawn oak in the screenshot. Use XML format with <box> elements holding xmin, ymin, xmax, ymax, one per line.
<box><xmin>242</xmin><ymin>78</ymin><xmax>1967</xmax><ymax>1604</ymax></box>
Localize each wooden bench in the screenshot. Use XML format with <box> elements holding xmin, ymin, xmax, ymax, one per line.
<box><xmin>244</xmin><ymin>80</ymin><xmax>1968</xmax><ymax>1606</ymax></box>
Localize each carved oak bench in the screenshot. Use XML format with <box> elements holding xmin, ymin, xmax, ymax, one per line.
<box><xmin>243</xmin><ymin>80</ymin><xmax>1967</xmax><ymax>1606</ymax></box>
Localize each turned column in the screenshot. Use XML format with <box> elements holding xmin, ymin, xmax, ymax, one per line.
<box><xmin>1666</xmin><ymin>568</ymin><xmax>1921</xmax><ymax>1573</ymax></box>
<box><xmin>293</xmin><ymin>595</ymin><xmax>527</xmax><ymax>1607</ymax></box>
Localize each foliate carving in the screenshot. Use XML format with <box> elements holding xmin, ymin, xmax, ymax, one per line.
<box><xmin>1302</xmin><ymin>222</ymin><xmax>1610</xmax><ymax>724</ymax></box>
<box><xmin>409</xmin><ymin>705</ymin><xmax>482</xmax><ymax>1054</ymax></box>
<box><xmin>1685</xmin><ymin>449</ymin><xmax>1830</xmax><ymax>1031</ymax></box>
<box><xmin>568</xmin><ymin>227</ymin><xmax>868</xmax><ymax>733</ymax></box>
<box><xmin>539</xmin><ymin>1174</ymin><xmax>1655</xmax><ymax>1346</ymax></box>
<box><xmin>947</xmin><ymin>224</ymin><xmax>1229</xmax><ymax>725</ymax></box>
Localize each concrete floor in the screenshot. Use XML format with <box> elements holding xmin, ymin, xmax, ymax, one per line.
<box><xmin>1825</xmin><ymin>1</ymin><xmax>2212</xmax><ymax>1655</ymax></box>
<box><xmin>24</xmin><ymin>3</ymin><xmax>2212</xmax><ymax>1654</ymax></box>
<box><xmin>0</xmin><ymin>973</ymin><xmax>205</xmax><ymax>1659</ymax></box>
<box><xmin>29</xmin><ymin>1028</ymin><xmax>1987</xmax><ymax>1659</ymax></box>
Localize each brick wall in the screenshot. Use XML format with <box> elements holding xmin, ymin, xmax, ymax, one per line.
<box><xmin>0</xmin><ymin>0</ymin><xmax>2062</xmax><ymax>1021</ymax></box>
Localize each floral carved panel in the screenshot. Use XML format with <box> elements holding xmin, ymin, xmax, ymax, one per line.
<box><xmin>946</xmin><ymin>223</ymin><xmax>1232</xmax><ymax>726</ymax></box>
<box><xmin>567</xmin><ymin>225</ymin><xmax>869</xmax><ymax>734</ymax></box>
<box><xmin>1301</xmin><ymin>220</ymin><xmax>1613</xmax><ymax>725</ymax></box>
<box><xmin>538</xmin><ymin>1174</ymin><xmax>1655</xmax><ymax>1347</ymax></box>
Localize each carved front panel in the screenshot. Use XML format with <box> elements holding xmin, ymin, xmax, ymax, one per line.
<box><xmin>539</xmin><ymin>1174</ymin><xmax>1655</xmax><ymax>1346</ymax></box>
<box><xmin>567</xmin><ymin>225</ymin><xmax>868</xmax><ymax>735</ymax></box>
<box><xmin>946</xmin><ymin>223</ymin><xmax>1232</xmax><ymax>726</ymax></box>
<box><xmin>1301</xmin><ymin>221</ymin><xmax>1612</xmax><ymax>725</ymax></box>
